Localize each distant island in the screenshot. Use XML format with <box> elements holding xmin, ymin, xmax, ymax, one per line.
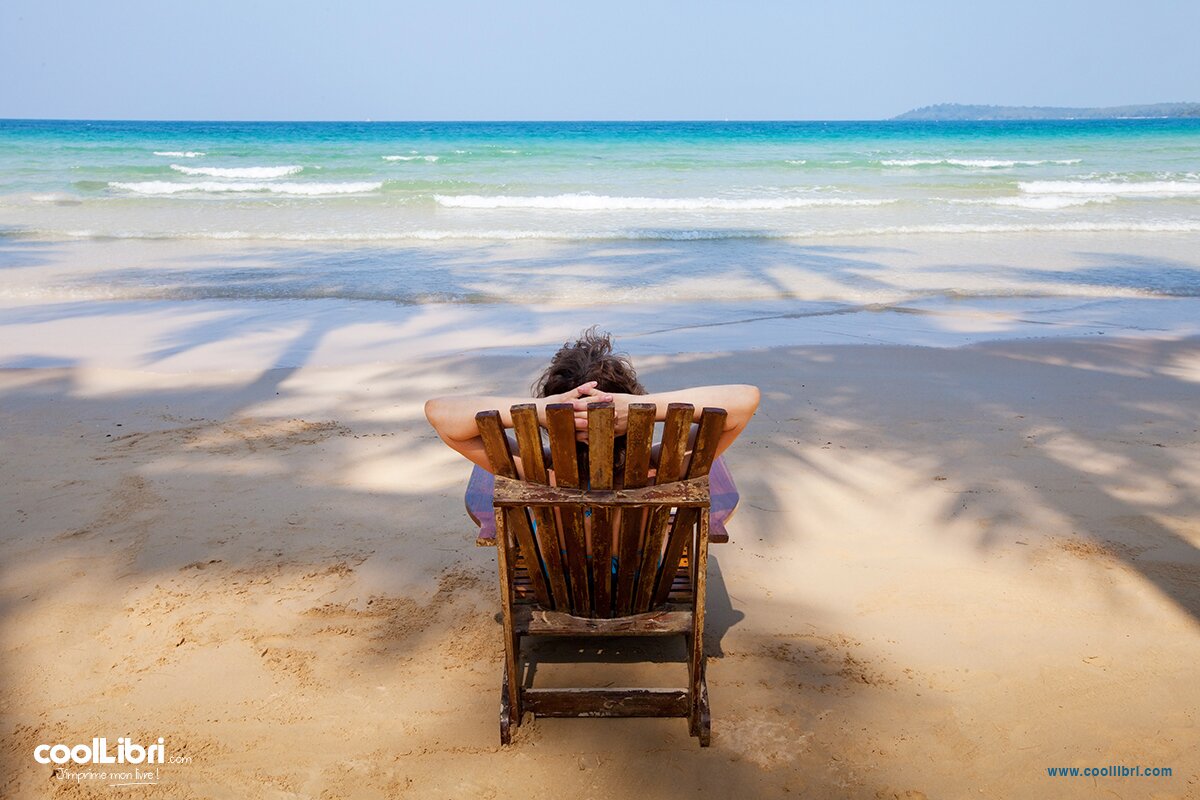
<box><xmin>894</xmin><ymin>102</ymin><xmax>1200</xmax><ymax>121</ymax></box>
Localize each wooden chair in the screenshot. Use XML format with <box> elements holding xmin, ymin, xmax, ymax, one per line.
<box><xmin>473</xmin><ymin>400</ymin><xmax>728</xmax><ymax>746</ymax></box>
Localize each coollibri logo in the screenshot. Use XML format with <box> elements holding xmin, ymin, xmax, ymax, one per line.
<box><xmin>35</xmin><ymin>737</ymin><xmax>165</xmax><ymax>765</ymax></box>
<box><xmin>32</xmin><ymin>736</ymin><xmax>190</xmax><ymax>787</ymax></box>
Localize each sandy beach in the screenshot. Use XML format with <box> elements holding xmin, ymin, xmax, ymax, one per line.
<box><xmin>2</xmin><ymin>305</ymin><xmax>1198</xmax><ymax>799</ymax></box>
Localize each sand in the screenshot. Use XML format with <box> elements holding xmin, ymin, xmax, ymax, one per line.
<box><xmin>2</xmin><ymin>322</ymin><xmax>1199</xmax><ymax>798</ymax></box>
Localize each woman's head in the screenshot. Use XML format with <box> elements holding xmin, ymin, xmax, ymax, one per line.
<box><xmin>534</xmin><ymin>326</ymin><xmax>645</xmax><ymax>397</ymax></box>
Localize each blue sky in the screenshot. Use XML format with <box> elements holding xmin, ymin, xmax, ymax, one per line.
<box><xmin>2</xmin><ymin>0</ymin><xmax>1197</xmax><ymax>120</ymax></box>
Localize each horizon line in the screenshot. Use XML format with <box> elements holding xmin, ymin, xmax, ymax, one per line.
<box><xmin>3</xmin><ymin>116</ymin><xmax>888</xmax><ymax>124</ymax></box>
<box><xmin>3</xmin><ymin>116</ymin><xmax>1197</xmax><ymax>125</ymax></box>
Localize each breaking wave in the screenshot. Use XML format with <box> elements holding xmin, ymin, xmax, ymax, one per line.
<box><xmin>882</xmin><ymin>158</ymin><xmax>1081</xmax><ymax>168</ymax></box>
<box><xmin>433</xmin><ymin>194</ymin><xmax>895</xmax><ymax>210</ymax></box>
<box><xmin>1019</xmin><ymin>180</ymin><xmax>1200</xmax><ymax>197</ymax></box>
<box><xmin>169</xmin><ymin>164</ymin><xmax>303</xmax><ymax>178</ymax></box>
<box><xmin>109</xmin><ymin>180</ymin><xmax>382</xmax><ymax>195</ymax></box>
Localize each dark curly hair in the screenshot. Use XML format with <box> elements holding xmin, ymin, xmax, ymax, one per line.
<box><xmin>533</xmin><ymin>326</ymin><xmax>646</xmax><ymax>398</ymax></box>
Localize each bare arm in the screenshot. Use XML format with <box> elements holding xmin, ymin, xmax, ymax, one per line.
<box><xmin>425</xmin><ymin>381</ymin><xmax>760</xmax><ymax>472</ymax></box>
<box><xmin>605</xmin><ymin>384</ymin><xmax>760</xmax><ymax>460</ymax></box>
<box><xmin>424</xmin><ymin>382</ymin><xmax>607</xmax><ymax>472</ymax></box>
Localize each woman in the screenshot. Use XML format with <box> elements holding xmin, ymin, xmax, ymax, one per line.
<box><xmin>424</xmin><ymin>328</ymin><xmax>760</xmax><ymax>479</ymax></box>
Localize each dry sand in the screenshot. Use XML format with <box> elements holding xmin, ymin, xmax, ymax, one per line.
<box><xmin>2</xmin><ymin>335</ymin><xmax>1199</xmax><ymax>799</ymax></box>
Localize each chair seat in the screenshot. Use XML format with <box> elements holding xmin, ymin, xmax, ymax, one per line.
<box><xmin>513</xmin><ymin>604</ymin><xmax>693</xmax><ymax>636</ymax></box>
<box><xmin>510</xmin><ymin>549</ymin><xmax>697</xmax><ymax>606</ymax></box>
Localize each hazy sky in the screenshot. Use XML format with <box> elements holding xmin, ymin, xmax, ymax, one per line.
<box><xmin>2</xmin><ymin>0</ymin><xmax>1197</xmax><ymax>121</ymax></box>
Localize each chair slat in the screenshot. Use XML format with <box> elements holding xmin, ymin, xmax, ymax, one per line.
<box><xmin>615</xmin><ymin>403</ymin><xmax>655</xmax><ymax>614</ymax></box>
<box><xmin>476</xmin><ymin>411</ymin><xmax>551</xmax><ymax>607</ymax></box>
<box><xmin>545</xmin><ymin>403</ymin><xmax>590</xmax><ymax>612</ymax></box>
<box><xmin>475</xmin><ymin>410</ymin><xmax>517</xmax><ymax>479</ymax></box>
<box><xmin>632</xmin><ymin>403</ymin><xmax>694</xmax><ymax>613</ymax></box>
<box><xmin>587</xmin><ymin>402</ymin><xmax>615</xmax><ymax>488</ymax></box>
<box><xmin>587</xmin><ymin>403</ymin><xmax>615</xmax><ymax>617</ymax></box>
<box><xmin>511</xmin><ymin>404</ymin><xmax>571</xmax><ymax>609</ymax></box>
<box><xmin>652</xmin><ymin>408</ymin><xmax>727</xmax><ymax>607</ymax></box>
<box><xmin>655</xmin><ymin>403</ymin><xmax>694</xmax><ymax>484</ymax></box>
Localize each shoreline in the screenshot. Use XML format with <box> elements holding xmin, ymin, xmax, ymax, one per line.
<box><xmin>4</xmin><ymin>293</ymin><xmax>1200</xmax><ymax>374</ymax></box>
<box><xmin>3</xmin><ymin>227</ymin><xmax>1200</xmax><ymax>376</ymax></box>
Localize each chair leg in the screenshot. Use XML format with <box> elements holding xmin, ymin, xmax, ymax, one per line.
<box><xmin>688</xmin><ymin>643</ymin><xmax>710</xmax><ymax>744</ymax></box>
<box><xmin>687</xmin><ymin>631</ymin><xmax>699</xmax><ymax>738</ymax></box>
<box><xmin>500</xmin><ymin>665</ymin><xmax>513</xmax><ymax>745</ymax></box>
<box><xmin>689</xmin><ymin>508</ymin><xmax>711</xmax><ymax>746</ymax></box>
<box><xmin>496</xmin><ymin>509</ymin><xmax>522</xmax><ymax>743</ymax></box>
<box><xmin>696</xmin><ymin>669</ymin><xmax>711</xmax><ymax>747</ymax></box>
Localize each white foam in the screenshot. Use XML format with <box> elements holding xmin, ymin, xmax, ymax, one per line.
<box><xmin>785</xmin><ymin>159</ymin><xmax>807</xmax><ymax>165</ymax></box>
<box><xmin>56</xmin><ymin>228</ymin><xmax>600</xmax><ymax>242</ymax></box>
<box><xmin>53</xmin><ymin>227</ymin><xmax>800</xmax><ymax>242</ymax></box>
<box><xmin>1019</xmin><ymin>180</ymin><xmax>1200</xmax><ymax>197</ymax></box>
<box><xmin>950</xmin><ymin>195</ymin><xmax>1114</xmax><ymax>210</ymax></box>
<box><xmin>383</xmin><ymin>155</ymin><xmax>440</xmax><ymax>162</ymax></box>
<box><xmin>29</xmin><ymin>193</ymin><xmax>80</xmax><ymax>204</ymax></box>
<box><xmin>818</xmin><ymin>221</ymin><xmax>1200</xmax><ymax>235</ymax></box>
<box><xmin>109</xmin><ymin>180</ymin><xmax>383</xmax><ymax>196</ymax></box>
<box><xmin>153</xmin><ymin>151</ymin><xmax>206</xmax><ymax>158</ymax></box>
<box><xmin>882</xmin><ymin>158</ymin><xmax>1081</xmax><ymax>168</ymax></box>
<box><xmin>169</xmin><ymin>164</ymin><xmax>303</xmax><ymax>178</ymax></box>
<box><xmin>995</xmin><ymin>195</ymin><xmax>1115</xmax><ymax>210</ymax></box>
<box><xmin>433</xmin><ymin>194</ymin><xmax>895</xmax><ymax>210</ymax></box>
<box><xmin>51</xmin><ymin>219</ymin><xmax>1200</xmax><ymax>244</ymax></box>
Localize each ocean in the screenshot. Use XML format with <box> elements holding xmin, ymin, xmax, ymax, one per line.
<box><xmin>2</xmin><ymin>119</ymin><xmax>1199</xmax><ymax>311</ymax></box>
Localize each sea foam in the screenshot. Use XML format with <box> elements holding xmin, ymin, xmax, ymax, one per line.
<box><xmin>51</xmin><ymin>219</ymin><xmax>1200</xmax><ymax>245</ymax></box>
<box><xmin>433</xmin><ymin>194</ymin><xmax>894</xmax><ymax>210</ymax></box>
<box><xmin>153</xmin><ymin>151</ymin><xmax>206</xmax><ymax>158</ymax></box>
<box><xmin>1019</xmin><ymin>180</ymin><xmax>1200</xmax><ymax>197</ymax></box>
<box><xmin>951</xmin><ymin>195</ymin><xmax>1114</xmax><ymax>210</ymax></box>
<box><xmin>383</xmin><ymin>155</ymin><xmax>440</xmax><ymax>162</ymax></box>
<box><xmin>883</xmin><ymin>158</ymin><xmax>1081</xmax><ymax>168</ymax></box>
<box><xmin>110</xmin><ymin>180</ymin><xmax>382</xmax><ymax>196</ymax></box>
<box><xmin>991</xmin><ymin>195</ymin><xmax>1114</xmax><ymax>210</ymax></box>
<box><xmin>169</xmin><ymin>164</ymin><xmax>303</xmax><ymax>178</ymax></box>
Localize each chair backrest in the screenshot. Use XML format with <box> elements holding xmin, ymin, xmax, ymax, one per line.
<box><xmin>476</xmin><ymin>401</ymin><xmax>727</xmax><ymax>618</ymax></box>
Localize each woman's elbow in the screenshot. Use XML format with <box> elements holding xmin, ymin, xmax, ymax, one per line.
<box><xmin>423</xmin><ymin>397</ymin><xmax>442</xmax><ymax>427</ymax></box>
<box><xmin>425</xmin><ymin>397</ymin><xmax>455</xmax><ymax>435</ymax></box>
<box><xmin>734</xmin><ymin>384</ymin><xmax>760</xmax><ymax>414</ymax></box>
<box><xmin>728</xmin><ymin>384</ymin><xmax>760</xmax><ymax>427</ymax></box>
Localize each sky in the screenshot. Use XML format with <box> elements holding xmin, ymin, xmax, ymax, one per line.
<box><xmin>2</xmin><ymin>0</ymin><xmax>1198</xmax><ymax>121</ymax></box>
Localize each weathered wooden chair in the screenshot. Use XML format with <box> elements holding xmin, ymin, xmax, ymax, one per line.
<box><xmin>473</xmin><ymin>400</ymin><xmax>728</xmax><ymax>746</ymax></box>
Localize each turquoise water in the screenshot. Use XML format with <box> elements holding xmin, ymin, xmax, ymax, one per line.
<box><xmin>1</xmin><ymin>119</ymin><xmax>1199</xmax><ymax>304</ymax></box>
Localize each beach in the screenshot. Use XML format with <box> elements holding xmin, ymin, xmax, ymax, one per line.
<box><xmin>2</xmin><ymin>119</ymin><xmax>1199</xmax><ymax>797</ymax></box>
<box><xmin>2</xmin><ymin>289</ymin><xmax>1199</xmax><ymax>799</ymax></box>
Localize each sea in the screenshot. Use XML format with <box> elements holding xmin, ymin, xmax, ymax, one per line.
<box><xmin>2</xmin><ymin>119</ymin><xmax>1200</xmax><ymax>362</ymax></box>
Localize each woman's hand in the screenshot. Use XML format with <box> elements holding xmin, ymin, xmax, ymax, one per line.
<box><xmin>567</xmin><ymin>390</ymin><xmax>638</xmax><ymax>441</ymax></box>
<box><xmin>550</xmin><ymin>380</ymin><xmax>610</xmax><ymax>409</ymax></box>
<box><xmin>604</xmin><ymin>393</ymin><xmax>634</xmax><ymax>436</ymax></box>
<box><xmin>547</xmin><ymin>381</ymin><xmax>612</xmax><ymax>441</ymax></box>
